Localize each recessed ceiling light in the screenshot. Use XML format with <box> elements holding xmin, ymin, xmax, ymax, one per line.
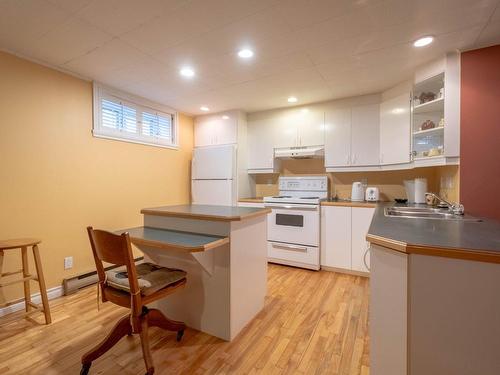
<box><xmin>413</xmin><ymin>36</ymin><xmax>434</xmax><ymax>47</ymax></box>
<box><xmin>287</xmin><ymin>96</ymin><xmax>298</xmax><ymax>103</ymax></box>
<box><xmin>238</xmin><ymin>48</ymin><xmax>254</xmax><ymax>58</ymax></box>
<box><xmin>180</xmin><ymin>67</ymin><xmax>195</xmax><ymax>77</ymax></box>
<box><xmin>391</xmin><ymin>108</ymin><xmax>405</xmax><ymax>114</ymax></box>
<box><xmin>222</xmin><ymin>115</ymin><xmax>230</xmax><ymax>120</ymax></box>
<box><xmin>200</xmin><ymin>106</ymin><xmax>210</xmax><ymax>111</ymax></box>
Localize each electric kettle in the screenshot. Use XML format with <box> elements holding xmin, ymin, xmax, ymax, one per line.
<box><xmin>351</xmin><ymin>182</ymin><xmax>365</xmax><ymax>202</ymax></box>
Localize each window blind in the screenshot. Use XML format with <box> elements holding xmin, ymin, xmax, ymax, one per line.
<box><xmin>142</xmin><ymin>111</ymin><xmax>173</xmax><ymax>141</ymax></box>
<box><xmin>101</xmin><ymin>98</ymin><xmax>137</xmax><ymax>133</ymax></box>
<box><xmin>93</xmin><ymin>84</ymin><xmax>178</xmax><ymax>149</ymax></box>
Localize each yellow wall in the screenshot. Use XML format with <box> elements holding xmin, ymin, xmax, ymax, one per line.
<box><xmin>0</xmin><ymin>51</ymin><xmax>193</xmax><ymax>303</ymax></box>
<box><xmin>254</xmin><ymin>159</ymin><xmax>459</xmax><ymax>202</ymax></box>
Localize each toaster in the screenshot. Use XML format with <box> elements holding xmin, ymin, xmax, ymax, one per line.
<box><xmin>365</xmin><ymin>187</ymin><xmax>380</xmax><ymax>202</ymax></box>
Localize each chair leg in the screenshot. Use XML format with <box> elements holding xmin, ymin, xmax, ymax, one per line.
<box><xmin>32</xmin><ymin>244</ymin><xmax>51</xmax><ymax>324</ymax></box>
<box><xmin>147</xmin><ymin>308</ymin><xmax>186</xmax><ymax>342</ymax></box>
<box><xmin>81</xmin><ymin>314</ymin><xmax>132</xmax><ymax>368</ymax></box>
<box><xmin>21</xmin><ymin>247</ymin><xmax>31</xmax><ymax>313</ymax></box>
<box><xmin>140</xmin><ymin>315</ymin><xmax>155</xmax><ymax>375</ymax></box>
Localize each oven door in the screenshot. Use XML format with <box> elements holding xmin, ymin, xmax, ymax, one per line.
<box><xmin>266</xmin><ymin>203</ymin><xmax>320</xmax><ymax>246</ymax></box>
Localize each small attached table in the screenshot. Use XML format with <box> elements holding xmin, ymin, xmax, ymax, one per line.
<box><xmin>118</xmin><ymin>204</ymin><xmax>270</xmax><ymax>341</ymax></box>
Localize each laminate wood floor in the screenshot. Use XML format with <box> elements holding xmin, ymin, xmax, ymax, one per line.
<box><xmin>0</xmin><ymin>264</ymin><xmax>370</xmax><ymax>374</ymax></box>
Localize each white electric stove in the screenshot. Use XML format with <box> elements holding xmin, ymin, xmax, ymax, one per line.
<box><xmin>264</xmin><ymin>176</ymin><xmax>328</xmax><ymax>270</ymax></box>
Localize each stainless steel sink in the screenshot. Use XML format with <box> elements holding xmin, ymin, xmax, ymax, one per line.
<box><xmin>385</xmin><ymin>207</ymin><xmax>482</xmax><ymax>221</ymax></box>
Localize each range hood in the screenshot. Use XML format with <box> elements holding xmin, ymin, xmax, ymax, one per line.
<box><xmin>274</xmin><ymin>146</ymin><xmax>324</xmax><ymax>159</ymax></box>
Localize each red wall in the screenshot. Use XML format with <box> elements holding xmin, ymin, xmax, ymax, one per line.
<box><xmin>460</xmin><ymin>45</ymin><xmax>500</xmax><ymax>220</ymax></box>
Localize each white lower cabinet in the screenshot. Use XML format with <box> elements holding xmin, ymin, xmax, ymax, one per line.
<box><xmin>321</xmin><ymin>206</ymin><xmax>351</xmax><ymax>269</ymax></box>
<box><xmin>321</xmin><ymin>205</ymin><xmax>375</xmax><ymax>273</ymax></box>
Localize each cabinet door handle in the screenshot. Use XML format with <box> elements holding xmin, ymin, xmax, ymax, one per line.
<box><xmin>363</xmin><ymin>245</ymin><xmax>370</xmax><ymax>271</ymax></box>
<box><xmin>346</xmin><ymin>155</ymin><xmax>350</xmax><ymax>165</ymax></box>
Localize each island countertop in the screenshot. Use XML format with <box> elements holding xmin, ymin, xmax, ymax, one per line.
<box><xmin>141</xmin><ymin>204</ymin><xmax>271</xmax><ymax>222</ymax></box>
<box><xmin>367</xmin><ymin>203</ymin><xmax>500</xmax><ymax>263</ymax></box>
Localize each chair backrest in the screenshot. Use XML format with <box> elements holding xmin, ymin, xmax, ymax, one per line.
<box><xmin>86</xmin><ymin>227</ymin><xmax>141</xmax><ymax>298</ymax></box>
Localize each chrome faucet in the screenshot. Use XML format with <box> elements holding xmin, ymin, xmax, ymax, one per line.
<box><xmin>425</xmin><ymin>193</ymin><xmax>465</xmax><ymax>215</ymax></box>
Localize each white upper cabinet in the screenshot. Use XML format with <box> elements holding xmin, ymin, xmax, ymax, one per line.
<box><xmin>273</xmin><ymin>107</ymin><xmax>325</xmax><ymax>148</ymax></box>
<box><xmin>325</xmin><ymin>107</ymin><xmax>351</xmax><ymax>167</ymax></box>
<box><xmin>246</xmin><ymin>106</ymin><xmax>324</xmax><ymax>173</ymax></box>
<box><xmin>325</xmin><ymin>103</ymin><xmax>380</xmax><ymax>170</ymax></box>
<box><xmin>351</xmin><ymin>104</ymin><xmax>380</xmax><ymax>166</ymax></box>
<box><xmin>194</xmin><ymin>117</ymin><xmax>215</xmax><ymax>147</ymax></box>
<box><xmin>213</xmin><ymin>116</ymin><xmax>238</xmax><ymax>145</ymax></box>
<box><xmin>379</xmin><ymin>93</ymin><xmax>411</xmax><ymax>166</ymax></box>
<box><xmin>247</xmin><ymin>114</ymin><xmax>276</xmax><ymax>171</ymax></box>
<box><xmin>194</xmin><ymin>114</ymin><xmax>238</xmax><ymax>147</ymax></box>
<box><xmin>273</xmin><ymin>111</ymin><xmax>299</xmax><ymax>148</ymax></box>
<box><xmin>297</xmin><ymin>107</ymin><xmax>325</xmax><ymax>146</ymax></box>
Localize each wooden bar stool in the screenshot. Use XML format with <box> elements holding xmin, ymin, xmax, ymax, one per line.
<box><xmin>82</xmin><ymin>227</ymin><xmax>187</xmax><ymax>375</ymax></box>
<box><xmin>0</xmin><ymin>238</ymin><xmax>51</xmax><ymax>324</ymax></box>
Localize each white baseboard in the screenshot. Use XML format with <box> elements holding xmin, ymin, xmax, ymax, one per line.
<box><xmin>0</xmin><ymin>286</ymin><xmax>64</xmax><ymax>317</ymax></box>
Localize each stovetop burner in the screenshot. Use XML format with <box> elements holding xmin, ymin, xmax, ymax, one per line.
<box><xmin>300</xmin><ymin>196</ymin><xmax>320</xmax><ymax>199</ymax></box>
<box><xmin>272</xmin><ymin>195</ymin><xmax>292</xmax><ymax>198</ymax></box>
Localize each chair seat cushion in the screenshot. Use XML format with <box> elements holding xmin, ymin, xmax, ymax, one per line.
<box><xmin>106</xmin><ymin>263</ymin><xmax>186</xmax><ymax>296</ymax></box>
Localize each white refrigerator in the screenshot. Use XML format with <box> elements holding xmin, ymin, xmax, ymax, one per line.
<box><xmin>191</xmin><ymin>145</ymin><xmax>237</xmax><ymax>206</ymax></box>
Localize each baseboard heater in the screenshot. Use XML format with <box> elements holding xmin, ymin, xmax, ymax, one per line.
<box><xmin>62</xmin><ymin>257</ymin><xmax>144</xmax><ymax>295</ymax></box>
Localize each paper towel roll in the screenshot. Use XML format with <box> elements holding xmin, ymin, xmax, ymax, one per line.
<box><xmin>414</xmin><ymin>178</ymin><xmax>427</xmax><ymax>204</ymax></box>
<box><xmin>404</xmin><ymin>180</ymin><xmax>415</xmax><ymax>203</ymax></box>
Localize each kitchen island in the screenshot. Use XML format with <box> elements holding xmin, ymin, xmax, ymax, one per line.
<box><xmin>120</xmin><ymin>204</ymin><xmax>270</xmax><ymax>341</ymax></box>
<box><xmin>367</xmin><ymin>203</ymin><xmax>500</xmax><ymax>375</ymax></box>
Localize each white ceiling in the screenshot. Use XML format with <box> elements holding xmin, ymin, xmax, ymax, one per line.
<box><xmin>1</xmin><ymin>0</ymin><xmax>499</xmax><ymax>115</ymax></box>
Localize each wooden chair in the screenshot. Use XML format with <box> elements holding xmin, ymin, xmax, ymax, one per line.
<box><xmin>82</xmin><ymin>227</ymin><xmax>187</xmax><ymax>375</ymax></box>
<box><xmin>0</xmin><ymin>238</ymin><xmax>51</xmax><ymax>324</ymax></box>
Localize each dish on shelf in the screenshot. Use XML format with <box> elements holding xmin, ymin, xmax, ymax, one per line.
<box><xmin>420</xmin><ymin>119</ymin><xmax>435</xmax><ymax>131</ymax></box>
<box><xmin>418</xmin><ymin>92</ymin><xmax>436</xmax><ymax>104</ymax></box>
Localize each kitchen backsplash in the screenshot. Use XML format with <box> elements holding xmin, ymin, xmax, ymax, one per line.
<box><xmin>252</xmin><ymin>159</ymin><xmax>459</xmax><ymax>202</ymax></box>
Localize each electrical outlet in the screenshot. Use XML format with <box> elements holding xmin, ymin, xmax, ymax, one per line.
<box><xmin>64</xmin><ymin>256</ymin><xmax>73</xmax><ymax>270</ymax></box>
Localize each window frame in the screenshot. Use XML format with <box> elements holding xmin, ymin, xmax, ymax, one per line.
<box><xmin>92</xmin><ymin>82</ymin><xmax>179</xmax><ymax>149</ymax></box>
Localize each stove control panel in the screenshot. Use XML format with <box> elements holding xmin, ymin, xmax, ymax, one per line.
<box><xmin>278</xmin><ymin>176</ymin><xmax>328</xmax><ymax>192</ymax></box>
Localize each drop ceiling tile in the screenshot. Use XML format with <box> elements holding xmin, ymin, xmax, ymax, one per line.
<box><xmin>151</xmin><ymin>4</ymin><xmax>293</xmax><ymax>67</ymax></box>
<box><xmin>0</xmin><ymin>0</ymin><xmax>68</xmax><ymax>53</ymax></box>
<box><xmin>63</xmin><ymin>38</ymin><xmax>152</xmax><ymax>79</ymax></box>
<box><xmin>46</xmin><ymin>0</ymin><xmax>93</xmax><ymax>14</ymax></box>
<box><xmin>474</xmin><ymin>20</ymin><xmax>500</xmax><ymax>49</ymax></box>
<box><xmin>74</xmin><ymin>0</ymin><xmax>185</xmax><ymax>36</ymax></box>
<box><xmin>27</xmin><ymin>17</ymin><xmax>112</xmax><ymax>65</ymax></box>
<box><xmin>493</xmin><ymin>4</ymin><xmax>500</xmax><ymax>21</ymax></box>
<box><xmin>275</xmin><ymin>0</ymin><xmax>387</xmax><ymax>31</ymax></box>
<box><xmin>188</xmin><ymin>50</ymin><xmax>315</xmax><ymax>89</ymax></box>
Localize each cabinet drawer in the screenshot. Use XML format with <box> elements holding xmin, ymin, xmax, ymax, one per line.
<box><xmin>268</xmin><ymin>241</ymin><xmax>319</xmax><ymax>269</ymax></box>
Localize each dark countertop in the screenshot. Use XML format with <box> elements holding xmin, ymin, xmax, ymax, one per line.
<box><xmin>141</xmin><ymin>204</ymin><xmax>271</xmax><ymax>222</ymax></box>
<box><xmin>117</xmin><ymin>226</ymin><xmax>229</xmax><ymax>252</ymax></box>
<box><xmin>367</xmin><ymin>203</ymin><xmax>500</xmax><ymax>262</ymax></box>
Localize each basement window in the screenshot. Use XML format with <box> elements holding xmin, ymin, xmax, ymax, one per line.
<box><xmin>92</xmin><ymin>83</ymin><xmax>178</xmax><ymax>149</ymax></box>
